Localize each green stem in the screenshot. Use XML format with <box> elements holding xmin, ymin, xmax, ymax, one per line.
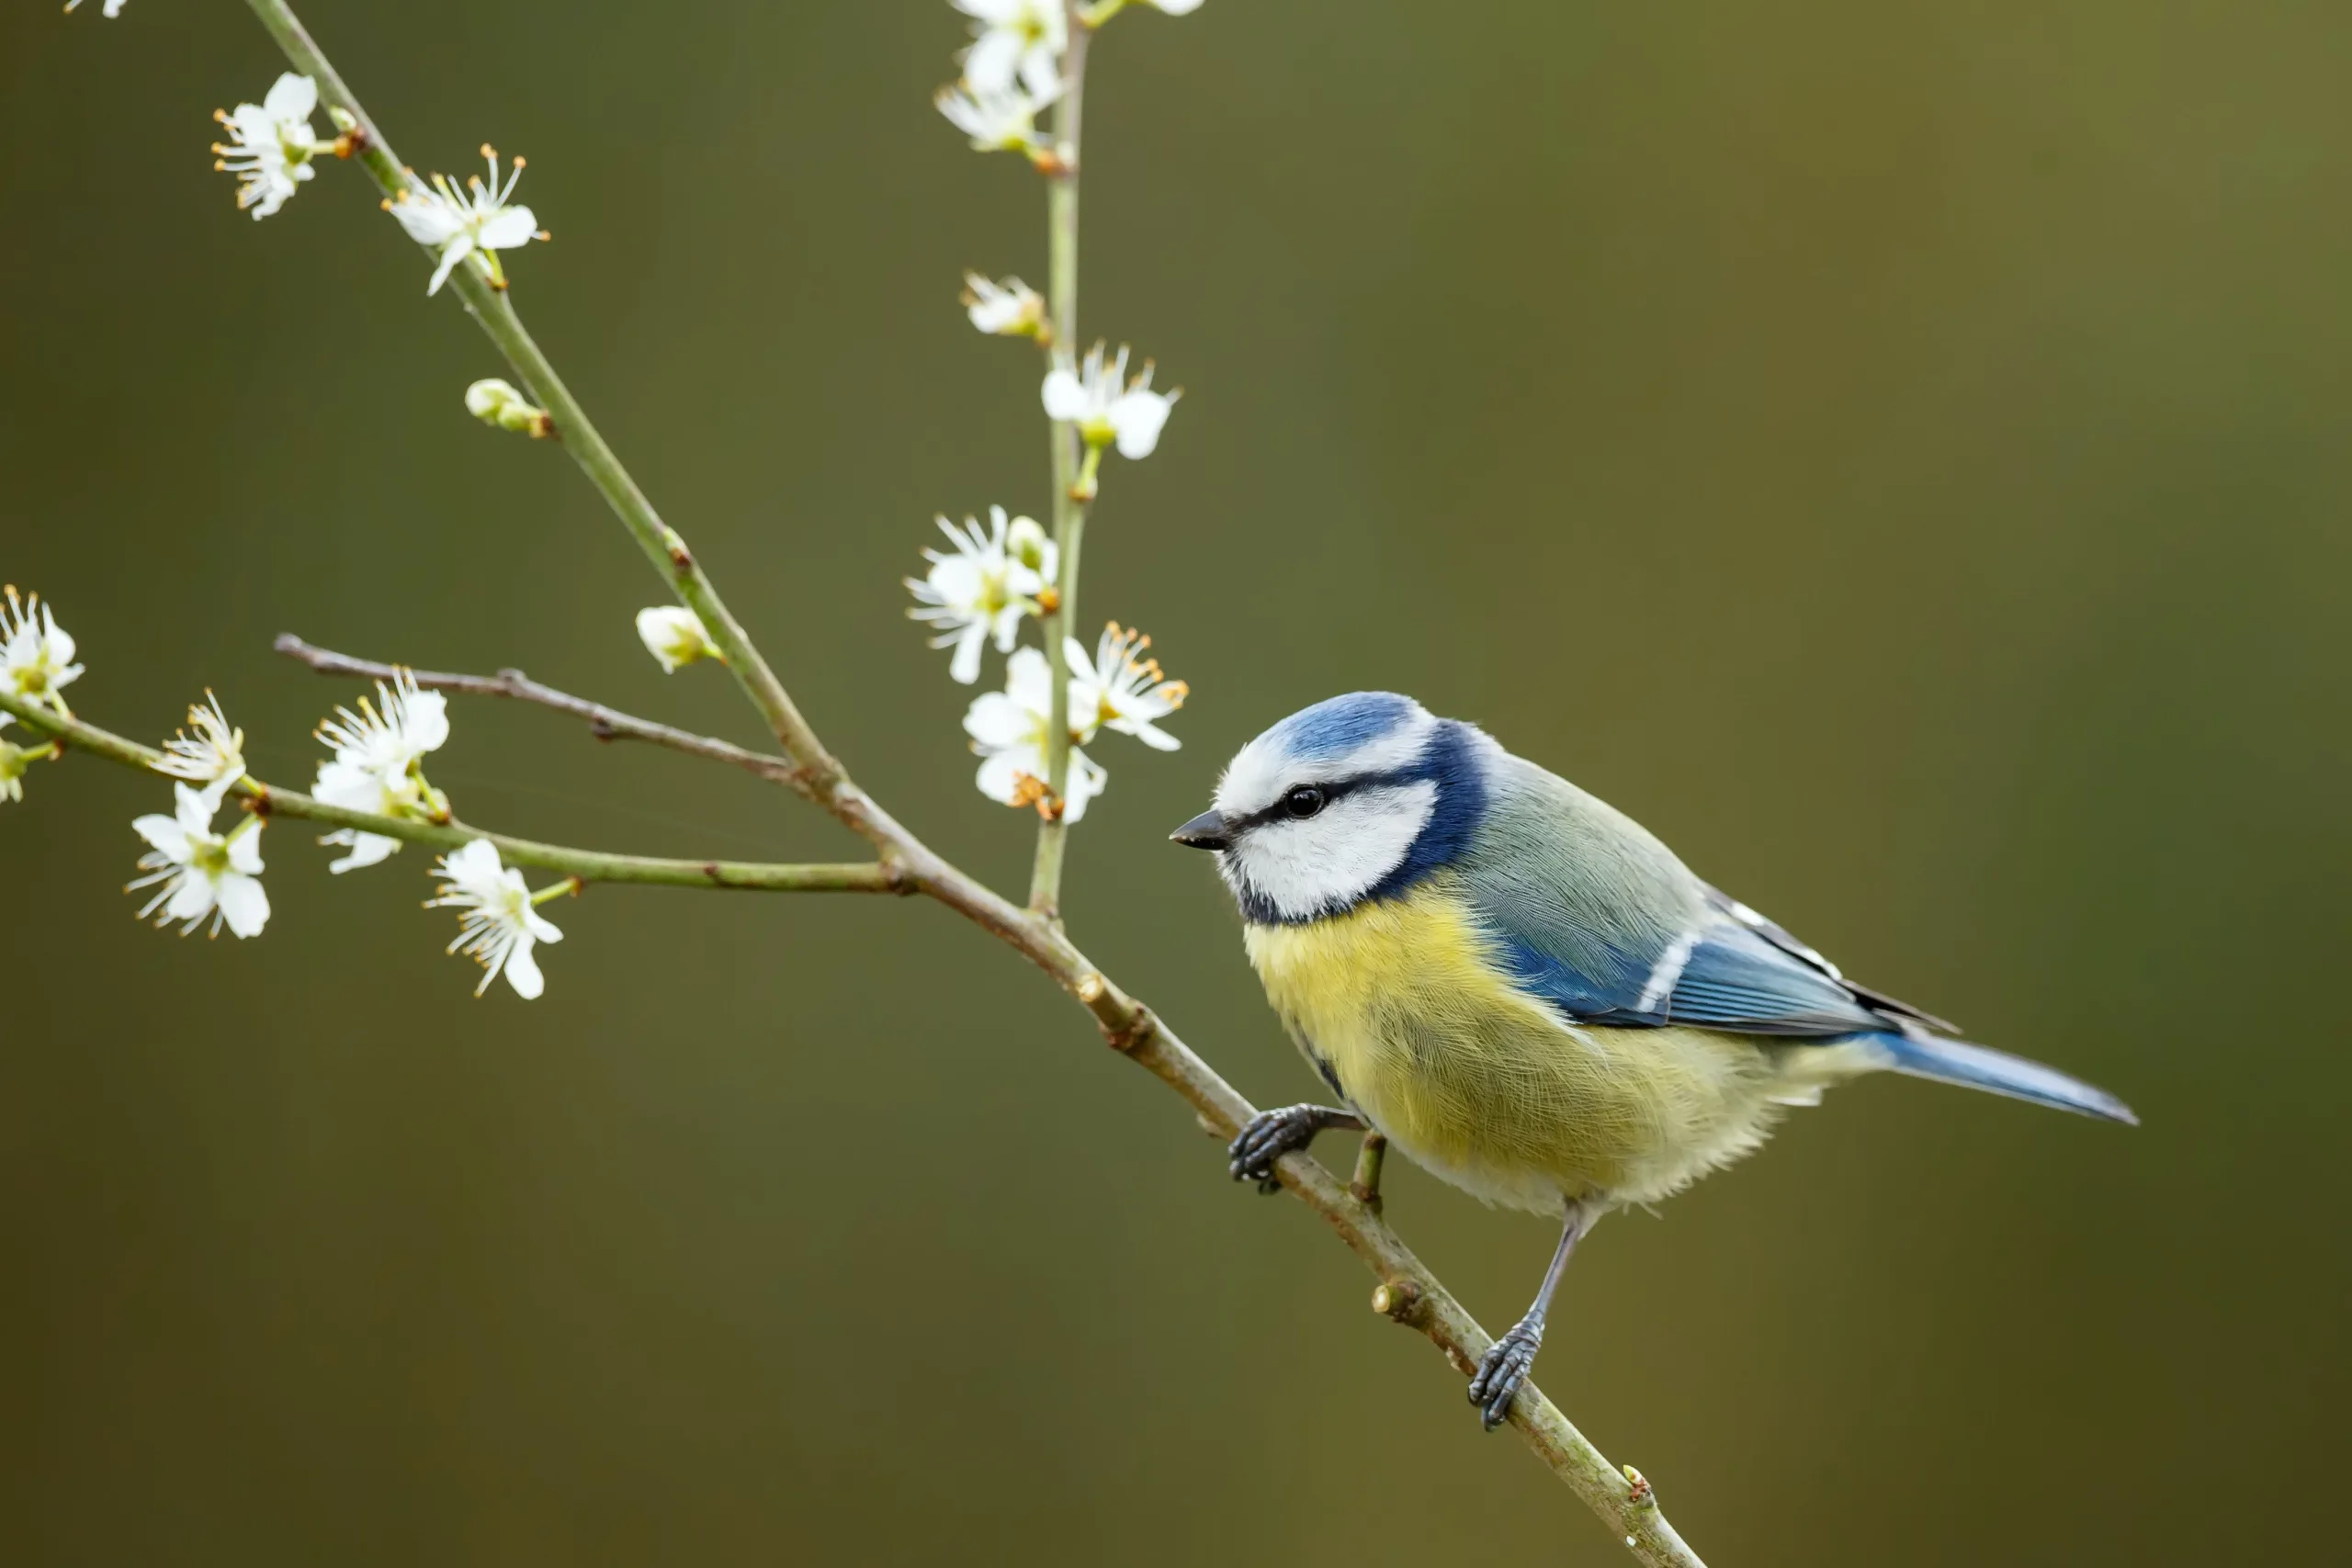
<box><xmin>1029</xmin><ymin>5</ymin><xmax>1092</xmax><ymax>919</ymax></box>
<box><xmin>243</xmin><ymin>0</ymin><xmax>849</xmax><ymax>811</ymax></box>
<box><xmin>0</xmin><ymin>693</ymin><xmax>899</xmax><ymax>896</ymax></box>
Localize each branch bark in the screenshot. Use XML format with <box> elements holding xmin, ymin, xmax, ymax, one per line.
<box><xmin>272</xmin><ymin>635</ymin><xmax>803</xmax><ymax>789</ymax></box>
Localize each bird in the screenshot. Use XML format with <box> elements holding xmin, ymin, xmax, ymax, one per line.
<box><xmin>1169</xmin><ymin>691</ymin><xmax>2135</xmax><ymax>1429</ymax></box>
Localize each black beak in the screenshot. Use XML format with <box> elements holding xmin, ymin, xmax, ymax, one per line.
<box><xmin>1169</xmin><ymin>810</ymin><xmax>1232</xmax><ymax>852</ymax></box>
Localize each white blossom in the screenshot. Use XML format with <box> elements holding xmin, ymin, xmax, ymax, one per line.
<box><xmin>155</xmin><ymin>691</ymin><xmax>248</xmax><ymax>810</ymax></box>
<box><xmin>636</xmin><ymin>605</ymin><xmax>722</xmax><ymax>672</ymax></box>
<box><xmin>907</xmin><ymin>508</ymin><xmax>1057</xmax><ymax>684</ymax></box>
<box><xmin>426</xmin><ymin>839</ymin><xmax>564</xmax><ymax>999</ymax></box>
<box><xmin>210</xmin><ymin>73</ymin><xmax>326</xmax><ymax>220</ymax></box>
<box><xmin>2</xmin><ymin>586</ymin><xmax>84</xmax><ymax>712</ymax></box>
<box><xmin>311</xmin><ymin>670</ymin><xmax>451</xmax><ymax>874</ymax></box>
<box><xmin>64</xmin><ymin>0</ymin><xmax>130</xmax><ymax>16</ymax></box>
<box><xmin>953</xmin><ymin>0</ymin><xmax>1068</xmax><ymax>98</ymax></box>
<box><xmin>964</xmin><ymin>646</ymin><xmax>1105</xmax><ymax>821</ymax></box>
<box><xmin>962</xmin><ymin>272</ymin><xmax>1046</xmax><ymax>338</ymax></box>
<box><xmin>1067</xmin><ymin>622</ymin><xmax>1187</xmax><ymax>750</ymax></box>
<box><xmin>128</xmin><ymin>784</ymin><xmax>270</xmax><ymax>939</ymax></box>
<box><xmin>1042</xmin><ymin>343</ymin><xmax>1179</xmax><ymax>458</ymax></box>
<box><xmin>387</xmin><ymin>145</ymin><xmax>545</xmax><ymax>296</ymax></box>
<box><xmin>935</xmin><ymin>79</ymin><xmax>1063</xmax><ymax>155</ymax></box>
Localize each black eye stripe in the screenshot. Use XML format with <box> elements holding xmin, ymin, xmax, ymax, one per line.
<box><xmin>1232</xmin><ymin>774</ymin><xmax>1378</xmax><ymax>833</ymax></box>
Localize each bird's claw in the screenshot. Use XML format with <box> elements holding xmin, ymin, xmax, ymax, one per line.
<box><xmin>1467</xmin><ymin>1314</ymin><xmax>1544</xmax><ymax>1430</ymax></box>
<box><xmin>1227</xmin><ymin>1104</ymin><xmax>1329</xmax><ymax>1191</ymax></box>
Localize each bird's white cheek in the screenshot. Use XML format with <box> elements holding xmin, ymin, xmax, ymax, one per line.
<box><xmin>1229</xmin><ymin>781</ymin><xmax>1437</xmax><ymax>922</ymax></box>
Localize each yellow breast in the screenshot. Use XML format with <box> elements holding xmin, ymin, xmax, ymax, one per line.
<box><xmin>1242</xmin><ymin>876</ymin><xmax>1855</xmax><ymax>1211</ymax></box>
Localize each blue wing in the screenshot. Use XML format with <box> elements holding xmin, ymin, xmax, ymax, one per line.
<box><xmin>1456</xmin><ymin>760</ymin><xmax>1955</xmax><ymax>1040</ymax></box>
<box><xmin>1474</xmin><ymin>877</ymin><xmax>1947</xmax><ymax>1040</ymax></box>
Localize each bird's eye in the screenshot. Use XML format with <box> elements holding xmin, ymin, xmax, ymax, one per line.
<box><xmin>1283</xmin><ymin>785</ymin><xmax>1327</xmax><ymax>819</ymax></box>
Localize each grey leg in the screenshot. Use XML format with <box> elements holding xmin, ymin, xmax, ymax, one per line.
<box><xmin>1227</xmin><ymin>1104</ymin><xmax>1366</xmax><ymax>1193</ymax></box>
<box><xmin>1467</xmin><ymin>1204</ymin><xmax>1597</xmax><ymax>1429</ymax></box>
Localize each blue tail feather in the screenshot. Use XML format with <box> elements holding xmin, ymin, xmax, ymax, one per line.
<box><xmin>1869</xmin><ymin>1032</ymin><xmax>2138</xmax><ymax>1125</ymax></box>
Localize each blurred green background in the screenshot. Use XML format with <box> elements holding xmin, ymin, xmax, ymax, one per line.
<box><xmin>5</xmin><ymin>2</ymin><xmax>2347</xmax><ymax>1562</ymax></box>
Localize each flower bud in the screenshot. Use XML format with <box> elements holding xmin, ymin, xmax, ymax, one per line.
<box><xmin>465</xmin><ymin>378</ymin><xmax>553</xmax><ymax>437</ymax></box>
<box><xmin>635</xmin><ymin>606</ymin><xmax>723</xmax><ymax>673</ymax></box>
<box><xmin>1006</xmin><ymin>514</ymin><xmax>1052</xmax><ymax>572</ymax></box>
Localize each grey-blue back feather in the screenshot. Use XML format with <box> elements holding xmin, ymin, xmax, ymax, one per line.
<box><xmin>1457</xmin><ymin>755</ymin><xmax>1697</xmax><ymax>1018</ymax></box>
<box><xmin>1458</xmin><ymin>753</ymin><xmax>1939</xmax><ymax>1041</ymax></box>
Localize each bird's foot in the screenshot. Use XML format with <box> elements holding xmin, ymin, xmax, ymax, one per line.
<box><xmin>1227</xmin><ymin>1103</ymin><xmax>1348</xmax><ymax>1193</ymax></box>
<box><xmin>1467</xmin><ymin>1314</ymin><xmax>1544</xmax><ymax>1430</ymax></box>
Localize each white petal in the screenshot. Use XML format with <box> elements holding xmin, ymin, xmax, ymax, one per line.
<box><xmin>311</xmin><ymin>760</ymin><xmax>382</xmax><ymax>811</ymax></box>
<box><xmin>404</xmin><ymin>690</ymin><xmax>451</xmax><ymax>753</ymax></box>
<box><xmin>172</xmin><ymin>783</ymin><xmax>216</xmax><ymax>837</ymax></box>
<box><xmin>525</xmin><ymin>908</ymin><xmax>564</xmax><ymax>944</ymax></box>
<box><xmin>968</xmin><ymin>296</ymin><xmax>1020</xmax><ymax>333</ymax></box>
<box><xmin>1109</xmin><ymin>390</ymin><xmax>1174</xmax><ymax>458</ymax></box>
<box><xmin>1061</xmin><ymin>749</ymin><xmax>1107</xmax><ymax>822</ymax></box>
<box><xmin>445</xmin><ymin>838</ymin><xmax>504</xmax><ymax>882</ymax></box>
<box><xmin>1003</xmin><ymin>646</ymin><xmax>1054</xmax><ymax>713</ymax></box>
<box><xmin>1015</xmin><ymin>43</ymin><xmax>1063</xmax><ymax>100</ymax></box>
<box><xmin>263</xmin><ymin>73</ymin><xmax>318</xmax><ymax>121</ymax></box>
<box><xmin>191</xmin><ymin>775</ymin><xmax>241</xmax><ymax>817</ymax></box>
<box><xmin>226</xmin><ymin>826</ymin><xmax>266</xmax><ymax>874</ymax></box>
<box><xmin>927</xmin><ymin>553</ymin><xmax>986</xmax><ymax>606</ymax></box>
<box><xmin>228</xmin><ymin>103</ymin><xmax>278</xmax><ymax>144</ymax></box>
<box><xmin>327</xmin><ymin>831</ymin><xmax>401</xmax><ymax>874</ymax></box>
<box><xmin>426</xmin><ymin>235</ymin><xmax>473</xmax><ymax>295</ymax></box>
<box><xmin>502</xmin><ymin>941</ymin><xmax>546</xmax><ymax>999</ymax></box>
<box><xmin>244</xmin><ymin>175</ymin><xmax>295</xmax><ymax>221</ymax></box>
<box><xmin>164</xmin><ymin>874</ymin><xmax>218</xmax><ymax>924</ymax></box>
<box><xmin>963</xmin><ymin>691</ymin><xmax>1031</xmax><ymax>748</ymax></box>
<box><xmin>476</xmin><ymin>205</ymin><xmax>539</xmax><ymax>251</ymax></box>
<box><xmin>949</xmin><ymin>623</ymin><xmax>988</xmax><ymax>685</ymax></box>
<box><xmin>131</xmin><ymin>813</ymin><xmax>189</xmax><ymax>859</ymax></box>
<box><xmin>975</xmin><ymin>750</ymin><xmax>1035</xmax><ymax>805</ymax></box>
<box><xmin>1121</xmin><ymin>717</ymin><xmax>1183</xmax><ymax>751</ymax></box>
<box><xmin>214</xmin><ymin>874</ymin><xmax>270</xmax><ymax>938</ymax></box>
<box><xmin>391</xmin><ymin>197</ymin><xmax>461</xmax><ymax>246</ymax></box>
<box><xmin>1041</xmin><ymin>369</ymin><xmax>1089</xmax><ymax>422</ymax></box>
<box><xmin>962</xmin><ymin>30</ymin><xmax>1023</xmax><ymax>96</ymax></box>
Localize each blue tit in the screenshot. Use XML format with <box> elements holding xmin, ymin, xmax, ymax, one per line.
<box><xmin>1170</xmin><ymin>692</ymin><xmax>2134</xmax><ymax>1428</ymax></box>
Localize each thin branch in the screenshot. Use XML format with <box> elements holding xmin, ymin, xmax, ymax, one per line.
<box><xmin>272</xmin><ymin>634</ymin><xmax>804</xmax><ymax>791</ymax></box>
<box><xmin>222</xmin><ymin>8</ymin><xmax>1708</xmax><ymax>1560</ymax></box>
<box><xmin>243</xmin><ymin>0</ymin><xmax>851</xmax><ymax>810</ymax></box>
<box><xmin>1350</xmin><ymin>1131</ymin><xmax>1389</xmax><ymax>1214</ymax></box>
<box><xmin>1029</xmin><ymin>3</ymin><xmax>1094</xmax><ymax>919</ymax></box>
<box><xmin>0</xmin><ymin>694</ymin><xmax>901</xmax><ymax>896</ymax></box>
